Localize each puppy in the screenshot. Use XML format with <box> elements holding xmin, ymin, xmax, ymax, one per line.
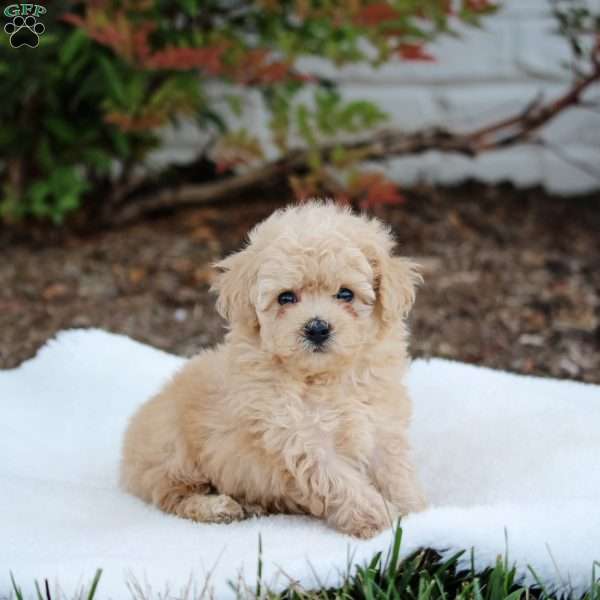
<box><xmin>120</xmin><ymin>201</ymin><xmax>426</xmax><ymax>539</ymax></box>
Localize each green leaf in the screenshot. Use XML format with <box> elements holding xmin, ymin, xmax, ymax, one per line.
<box><xmin>29</xmin><ymin>182</ymin><xmax>51</xmax><ymax>218</ymax></box>
<box><xmin>226</xmin><ymin>94</ymin><xmax>244</xmax><ymax>117</ymax></box>
<box><xmin>45</xmin><ymin>117</ymin><xmax>78</xmax><ymax>144</ymax></box>
<box><xmin>126</xmin><ymin>75</ymin><xmax>148</xmax><ymax>111</ymax></box>
<box><xmin>296</xmin><ymin>104</ymin><xmax>317</xmax><ymax>146</ymax></box>
<box><xmin>179</xmin><ymin>0</ymin><xmax>199</xmax><ymax>16</ymax></box>
<box><xmin>110</xmin><ymin>129</ymin><xmax>130</xmax><ymax>157</ymax></box>
<box><xmin>82</xmin><ymin>148</ymin><xmax>112</xmax><ymax>171</ymax></box>
<box><xmin>35</xmin><ymin>137</ymin><xmax>55</xmax><ymax>171</ymax></box>
<box><xmin>60</xmin><ymin>28</ymin><xmax>88</xmax><ymax>66</ymax></box>
<box><xmin>98</xmin><ymin>55</ymin><xmax>127</xmax><ymax>106</ymax></box>
<box><xmin>307</xmin><ymin>148</ymin><xmax>321</xmax><ymax>170</ymax></box>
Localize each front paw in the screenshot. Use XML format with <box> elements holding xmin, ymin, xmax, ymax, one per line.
<box><xmin>328</xmin><ymin>500</ymin><xmax>393</xmax><ymax>539</ymax></box>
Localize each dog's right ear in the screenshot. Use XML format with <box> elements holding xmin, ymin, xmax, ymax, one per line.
<box><xmin>211</xmin><ymin>248</ymin><xmax>259</xmax><ymax>331</ymax></box>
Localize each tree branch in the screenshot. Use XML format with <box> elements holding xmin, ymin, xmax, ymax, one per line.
<box><xmin>108</xmin><ymin>66</ymin><xmax>600</xmax><ymax>226</ymax></box>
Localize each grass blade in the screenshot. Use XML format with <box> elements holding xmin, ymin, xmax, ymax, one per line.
<box><xmin>9</xmin><ymin>572</ymin><xmax>24</xmax><ymax>600</ymax></box>
<box><xmin>87</xmin><ymin>569</ymin><xmax>103</xmax><ymax>600</ymax></box>
<box><xmin>386</xmin><ymin>524</ymin><xmax>403</xmax><ymax>580</ymax></box>
<box><xmin>256</xmin><ymin>533</ymin><xmax>263</xmax><ymax>598</ymax></box>
<box><xmin>34</xmin><ymin>580</ymin><xmax>44</xmax><ymax>600</ymax></box>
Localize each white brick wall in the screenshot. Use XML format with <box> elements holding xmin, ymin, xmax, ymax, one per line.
<box><xmin>155</xmin><ymin>0</ymin><xmax>600</xmax><ymax>194</ymax></box>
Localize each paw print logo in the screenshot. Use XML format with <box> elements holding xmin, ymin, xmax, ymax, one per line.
<box><xmin>4</xmin><ymin>14</ymin><xmax>45</xmax><ymax>48</ymax></box>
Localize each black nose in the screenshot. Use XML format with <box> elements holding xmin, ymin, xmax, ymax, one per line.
<box><xmin>304</xmin><ymin>318</ymin><xmax>331</xmax><ymax>345</ymax></box>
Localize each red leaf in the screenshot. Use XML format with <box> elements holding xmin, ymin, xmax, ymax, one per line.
<box><xmin>254</xmin><ymin>61</ymin><xmax>290</xmax><ymax>84</ymax></box>
<box><xmin>215</xmin><ymin>160</ymin><xmax>234</xmax><ymax>174</ymax></box>
<box><xmin>350</xmin><ymin>172</ymin><xmax>406</xmax><ymax>209</ymax></box>
<box><xmin>62</xmin><ymin>9</ymin><xmax>155</xmax><ymax>64</ymax></box>
<box><xmin>355</xmin><ymin>2</ymin><xmax>399</xmax><ymax>26</ymax></box>
<box><xmin>104</xmin><ymin>112</ymin><xmax>165</xmax><ymax>131</ymax></box>
<box><xmin>233</xmin><ymin>49</ymin><xmax>295</xmax><ymax>85</ymax></box>
<box><xmin>131</xmin><ymin>22</ymin><xmax>155</xmax><ymax>62</ymax></box>
<box><xmin>145</xmin><ymin>45</ymin><xmax>227</xmax><ymax>74</ymax></box>
<box><xmin>466</xmin><ymin>0</ymin><xmax>496</xmax><ymax>11</ymax></box>
<box><xmin>61</xmin><ymin>13</ymin><xmax>85</xmax><ymax>27</ymax></box>
<box><xmin>289</xmin><ymin>175</ymin><xmax>319</xmax><ymax>202</ymax></box>
<box><xmin>397</xmin><ymin>43</ymin><xmax>435</xmax><ymax>62</ymax></box>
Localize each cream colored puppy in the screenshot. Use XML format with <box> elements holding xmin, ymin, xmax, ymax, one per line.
<box><xmin>121</xmin><ymin>201</ymin><xmax>426</xmax><ymax>539</ymax></box>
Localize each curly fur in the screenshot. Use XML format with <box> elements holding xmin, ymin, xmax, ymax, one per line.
<box><xmin>120</xmin><ymin>201</ymin><xmax>427</xmax><ymax>538</ymax></box>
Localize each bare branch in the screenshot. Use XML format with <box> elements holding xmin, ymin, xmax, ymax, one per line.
<box><xmin>108</xmin><ymin>67</ymin><xmax>600</xmax><ymax>226</ymax></box>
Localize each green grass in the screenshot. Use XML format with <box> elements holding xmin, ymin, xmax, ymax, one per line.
<box><xmin>9</xmin><ymin>569</ymin><xmax>102</xmax><ymax>600</ymax></box>
<box><xmin>8</xmin><ymin>528</ymin><xmax>600</xmax><ymax>600</ymax></box>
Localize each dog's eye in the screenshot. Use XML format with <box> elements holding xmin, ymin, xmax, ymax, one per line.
<box><xmin>278</xmin><ymin>291</ymin><xmax>297</xmax><ymax>305</ymax></box>
<box><xmin>335</xmin><ymin>288</ymin><xmax>354</xmax><ymax>302</ymax></box>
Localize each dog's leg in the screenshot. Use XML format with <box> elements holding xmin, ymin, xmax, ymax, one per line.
<box><xmin>370</xmin><ymin>443</ymin><xmax>428</xmax><ymax>516</ymax></box>
<box><xmin>286</xmin><ymin>453</ymin><xmax>393</xmax><ymax>539</ymax></box>
<box><xmin>324</xmin><ymin>486</ymin><xmax>396</xmax><ymax>539</ymax></box>
<box><xmin>121</xmin><ymin>374</ymin><xmax>248</xmax><ymax>524</ymax></box>
<box><xmin>155</xmin><ymin>481</ymin><xmax>245</xmax><ymax>523</ymax></box>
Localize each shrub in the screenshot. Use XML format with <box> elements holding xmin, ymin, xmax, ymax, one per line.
<box><xmin>0</xmin><ymin>0</ymin><xmax>502</xmax><ymax>225</ymax></box>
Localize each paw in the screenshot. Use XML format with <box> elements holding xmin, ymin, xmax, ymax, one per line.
<box><xmin>329</xmin><ymin>501</ymin><xmax>392</xmax><ymax>539</ymax></box>
<box><xmin>210</xmin><ymin>495</ymin><xmax>245</xmax><ymax>523</ymax></box>
<box><xmin>178</xmin><ymin>494</ymin><xmax>245</xmax><ymax>523</ymax></box>
<box><xmin>343</xmin><ymin>512</ymin><xmax>389</xmax><ymax>539</ymax></box>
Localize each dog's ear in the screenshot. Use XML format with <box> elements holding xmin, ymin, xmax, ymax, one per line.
<box><xmin>211</xmin><ymin>248</ymin><xmax>259</xmax><ymax>332</ymax></box>
<box><xmin>374</xmin><ymin>253</ymin><xmax>422</xmax><ymax>329</ymax></box>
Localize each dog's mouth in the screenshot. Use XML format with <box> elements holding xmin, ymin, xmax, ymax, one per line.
<box><xmin>301</xmin><ymin>335</ymin><xmax>334</xmax><ymax>354</ymax></box>
<box><xmin>310</xmin><ymin>344</ymin><xmax>327</xmax><ymax>353</ymax></box>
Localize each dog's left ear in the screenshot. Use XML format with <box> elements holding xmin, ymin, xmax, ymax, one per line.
<box><xmin>375</xmin><ymin>253</ymin><xmax>422</xmax><ymax>328</ymax></box>
<box><xmin>211</xmin><ymin>248</ymin><xmax>259</xmax><ymax>332</ymax></box>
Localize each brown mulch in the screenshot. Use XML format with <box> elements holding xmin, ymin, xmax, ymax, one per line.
<box><xmin>1</xmin><ymin>182</ymin><xmax>599</xmax><ymax>383</ymax></box>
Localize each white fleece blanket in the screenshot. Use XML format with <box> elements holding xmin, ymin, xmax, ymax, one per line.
<box><xmin>1</xmin><ymin>329</ymin><xmax>599</xmax><ymax>599</ymax></box>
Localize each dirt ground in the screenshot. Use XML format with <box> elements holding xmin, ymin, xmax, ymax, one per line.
<box><xmin>1</xmin><ymin>182</ymin><xmax>599</xmax><ymax>383</ymax></box>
